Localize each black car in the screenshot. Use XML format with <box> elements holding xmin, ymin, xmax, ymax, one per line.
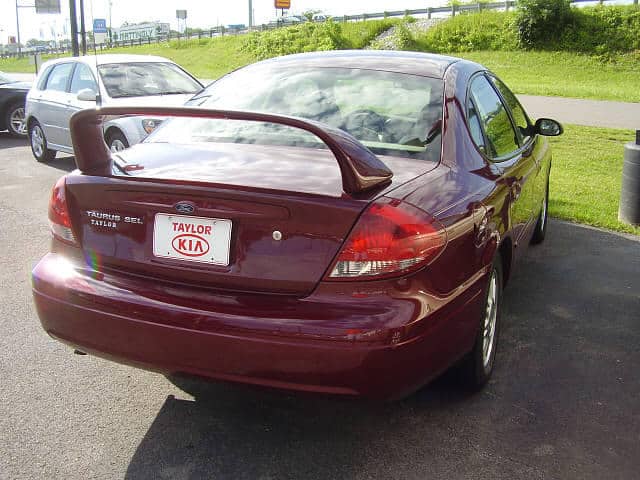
<box><xmin>0</xmin><ymin>72</ymin><xmax>30</xmax><ymax>137</ymax></box>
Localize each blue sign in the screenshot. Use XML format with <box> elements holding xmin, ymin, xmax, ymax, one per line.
<box><xmin>93</xmin><ymin>19</ymin><xmax>107</xmax><ymax>34</ymax></box>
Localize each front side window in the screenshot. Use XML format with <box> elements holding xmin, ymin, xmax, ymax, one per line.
<box><xmin>98</xmin><ymin>62</ymin><xmax>201</xmax><ymax>98</ymax></box>
<box><xmin>468</xmin><ymin>75</ymin><xmax>519</xmax><ymax>159</ymax></box>
<box><xmin>70</xmin><ymin>63</ymin><xmax>98</xmax><ymax>94</ymax></box>
<box><xmin>45</xmin><ymin>63</ymin><xmax>74</xmax><ymax>92</ymax></box>
<box><xmin>490</xmin><ymin>75</ymin><xmax>532</xmax><ymax>144</ymax></box>
<box><xmin>152</xmin><ymin>66</ymin><xmax>444</xmax><ymax>161</ymax></box>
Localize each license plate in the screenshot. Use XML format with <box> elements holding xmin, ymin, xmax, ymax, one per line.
<box><xmin>153</xmin><ymin>213</ymin><xmax>232</xmax><ymax>265</ymax></box>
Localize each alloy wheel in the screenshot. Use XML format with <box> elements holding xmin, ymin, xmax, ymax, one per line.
<box><xmin>482</xmin><ymin>270</ymin><xmax>498</xmax><ymax>368</ymax></box>
<box><xmin>31</xmin><ymin>126</ymin><xmax>45</xmax><ymax>157</ymax></box>
<box><xmin>540</xmin><ymin>191</ymin><xmax>548</xmax><ymax>232</ymax></box>
<box><xmin>10</xmin><ymin>107</ymin><xmax>27</xmax><ymax>135</ymax></box>
<box><xmin>110</xmin><ymin>139</ymin><xmax>127</xmax><ymax>152</ymax></box>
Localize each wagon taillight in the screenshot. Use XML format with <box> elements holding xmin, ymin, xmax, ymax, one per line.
<box><xmin>326</xmin><ymin>197</ymin><xmax>447</xmax><ymax>280</ymax></box>
<box><xmin>48</xmin><ymin>175</ymin><xmax>77</xmax><ymax>245</ymax></box>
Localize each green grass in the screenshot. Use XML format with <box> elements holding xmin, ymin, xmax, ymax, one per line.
<box><xmin>2</xmin><ymin>35</ymin><xmax>637</xmax><ymax>103</ymax></box>
<box><xmin>457</xmin><ymin>51</ymin><xmax>640</xmax><ymax>102</ymax></box>
<box><xmin>0</xmin><ymin>36</ymin><xmax>254</xmax><ymax>80</ymax></box>
<box><xmin>104</xmin><ymin>36</ymin><xmax>253</xmax><ymax>79</ymax></box>
<box><xmin>548</xmin><ymin>124</ymin><xmax>639</xmax><ymax>235</ymax></box>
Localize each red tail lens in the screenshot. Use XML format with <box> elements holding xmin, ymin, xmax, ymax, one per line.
<box><xmin>327</xmin><ymin>197</ymin><xmax>446</xmax><ymax>280</ymax></box>
<box><xmin>48</xmin><ymin>176</ymin><xmax>77</xmax><ymax>245</ymax></box>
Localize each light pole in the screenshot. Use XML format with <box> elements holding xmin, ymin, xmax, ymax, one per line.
<box><xmin>249</xmin><ymin>0</ymin><xmax>253</xmax><ymax>28</ymax></box>
<box><xmin>108</xmin><ymin>0</ymin><xmax>113</xmax><ymax>43</ymax></box>
<box><xmin>79</xmin><ymin>0</ymin><xmax>87</xmax><ymax>54</ymax></box>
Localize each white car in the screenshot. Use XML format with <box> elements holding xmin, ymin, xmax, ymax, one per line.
<box><xmin>25</xmin><ymin>54</ymin><xmax>203</xmax><ymax>162</ymax></box>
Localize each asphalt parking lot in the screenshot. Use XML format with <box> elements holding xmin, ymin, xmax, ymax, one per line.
<box><xmin>1</xmin><ymin>132</ymin><xmax>639</xmax><ymax>479</ymax></box>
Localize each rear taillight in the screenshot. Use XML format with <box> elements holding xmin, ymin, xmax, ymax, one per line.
<box><xmin>326</xmin><ymin>197</ymin><xmax>446</xmax><ymax>280</ymax></box>
<box><xmin>48</xmin><ymin>176</ymin><xmax>77</xmax><ymax>245</ymax></box>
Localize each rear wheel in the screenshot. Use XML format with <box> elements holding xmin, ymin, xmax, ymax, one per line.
<box><xmin>459</xmin><ymin>255</ymin><xmax>503</xmax><ymax>390</ymax></box>
<box><xmin>29</xmin><ymin>120</ymin><xmax>56</xmax><ymax>163</ymax></box>
<box><xmin>6</xmin><ymin>101</ymin><xmax>27</xmax><ymax>137</ymax></box>
<box><xmin>531</xmin><ymin>178</ymin><xmax>549</xmax><ymax>244</ymax></box>
<box><xmin>106</xmin><ymin>130</ymin><xmax>129</xmax><ymax>152</ymax></box>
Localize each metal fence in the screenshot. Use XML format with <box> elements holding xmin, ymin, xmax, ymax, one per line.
<box><xmin>1</xmin><ymin>0</ymin><xmax>631</xmax><ymax>59</ymax></box>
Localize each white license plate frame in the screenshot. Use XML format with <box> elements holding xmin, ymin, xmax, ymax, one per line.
<box><xmin>152</xmin><ymin>213</ymin><xmax>232</xmax><ymax>266</ymax></box>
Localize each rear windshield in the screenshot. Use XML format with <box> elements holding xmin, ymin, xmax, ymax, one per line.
<box><xmin>149</xmin><ymin>66</ymin><xmax>443</xmax><ymax>161</ymax></box>
<box><xmin>98</xmin><ymin>62</ymin><xmax>201</xmax><ymax>98</ymax></box>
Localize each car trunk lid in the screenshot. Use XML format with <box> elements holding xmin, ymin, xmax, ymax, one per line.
<box><xmin>63</xmin><ymin>106</ymin><xmax>436</xmax><ymax>296</ymax></box>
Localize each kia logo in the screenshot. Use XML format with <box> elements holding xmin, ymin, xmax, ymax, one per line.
<box><xmin>174</xmin><ymin>202</ymin><xmax>195</xmax><ymax>214</ymax></box>
<box><xmin>172</xmin><ymin>234</ymin><xmax>210</xmax><ymax>257</ymax></box>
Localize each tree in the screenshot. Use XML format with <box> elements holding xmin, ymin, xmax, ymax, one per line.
<box><xmin>26</xmin><ymin>38</ymin><xmax>49</xmax><ymax>48</ymax></box>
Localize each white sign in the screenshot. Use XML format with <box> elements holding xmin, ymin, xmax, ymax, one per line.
<box><xmin>35</xmin><ymin>0</ymin><xmax>61</xmax><ymax>14</ymax></box>
<box><xmin>153</xmin><ymin>213</ymin><xmax>232</xmax><ymax>265</ymax></box>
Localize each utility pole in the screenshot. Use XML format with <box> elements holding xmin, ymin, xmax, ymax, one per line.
<box><xmin>108</xmin><ymin>0</ymin><xmax>113</xmax><ymax>43</ymax></box>
<box><xmin>15</xmin><ymin>0</ymin><xmax>22</xmax><ymax>55</ymax></box>
<box><xmin>79</xmin><ymin>0</ymin><xmax>87</xmax><ymax>54</ymax></box>
<box><xmin>69</xmin><ymin>0</ymin><xmax>79</xmax><ymax>56</ymax></box>
<box><xmin>248</xmin><ymin>0</ymin><xmax>253</xmax><ymax>28</ymax></box>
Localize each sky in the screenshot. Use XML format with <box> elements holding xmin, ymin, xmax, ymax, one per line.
<box><xmin>0</xmin><ymin>0</ymin><xmax>448</xmax><ymax>43</ymax></box>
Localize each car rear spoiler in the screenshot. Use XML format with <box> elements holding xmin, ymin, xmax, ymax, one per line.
<box><xmin>69</xmin><ymin>107</ymin><xmax>394</xmax><ymax>195</ymax></box>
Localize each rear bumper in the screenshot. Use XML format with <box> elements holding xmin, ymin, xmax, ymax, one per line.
<box><xmin>32</xmin><ymin>253</ymin><xmax>485</xmax><ymax>399</ymax></box>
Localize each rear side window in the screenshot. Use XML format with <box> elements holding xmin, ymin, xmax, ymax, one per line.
<box><xmin>70</xmin><ymin>63</ymin><xmax>98</xmax><ymax>94</ymax></box>
<box><xmin>468</xmin><ymin>75</ymin><xmax>519</xmax><ymax>159</ymax></box>
<box><xmin>490</xmin><ymin>75</ymin><xmax>532</xmax><ymax>144</ymax></box>
<box><xmin>37</xmin><ymin>66</ymin><xmax>53</xmax><ymax>90</ymax></box>
<box><xmin>467</xmin><ymin>101</ymin><xmax>486</xmax><ymax>154</ymax></box>
<box><xmin>45</xmin><ymin>63</ymin><xmax>74</xmax><ymax>92</ymax></box>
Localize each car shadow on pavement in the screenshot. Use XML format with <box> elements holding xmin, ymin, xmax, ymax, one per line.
<box><xmin>124</xmin><ymin>220</ymin><xmax>640</xmax><ymax>480</ymax></box>
<box><xmin>46</xmin><ymin>155</ymin><xmax>77</xmax><ymax>173</ymax></box>
<box><xmin>0</xmin><ymin>132</ymin><xmax>28</xmax><ymax>150</ymax></box>
<box><xmin>0</xmin><ymin>132</ymin><xmax>76</xmax><ymax>171</ymax></box>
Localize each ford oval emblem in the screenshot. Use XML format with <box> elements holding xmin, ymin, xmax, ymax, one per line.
<box><xmin>174</xmin><ymin>202</ymin><xmax>195</xmax><ymax>214</ymax></box>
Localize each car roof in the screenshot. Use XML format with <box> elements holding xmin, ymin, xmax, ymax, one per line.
<box><xmin>40</xmin><ymin>54</ymin><xmax>172</xmax><ymax>69</ymax></box>
<box><xmin>249</xmin><ymin>50</ymin><xmax>470</xmax><ymax>79</ymax></box>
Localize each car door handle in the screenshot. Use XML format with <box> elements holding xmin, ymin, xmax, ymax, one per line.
<box><xmin>472</xmin><ymin>203</ymin><xmax>489</xmax><ymax>247</ymax></box>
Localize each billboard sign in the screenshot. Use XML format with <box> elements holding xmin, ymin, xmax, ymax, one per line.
<box><xmin>176</xmin><ymin>10</ymin><xmax>187</xmax><ymax>20</ymax></box>
<box><xmin>35</xmin><ymin>0</ymin><xmax>61</xmax><ymax>14</ymax></box>
<box><xmin>275</xmin><ymin>0</ymin><xmax>290</xmax><ymax>8</ymax></box>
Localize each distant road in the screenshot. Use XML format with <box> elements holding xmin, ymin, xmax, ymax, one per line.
<box><xmin>518</xmin><ymin>95</ymin><xmax>639</xmax><ymax>131</ymax></box>
<box><xmin>9</xmin><ymin>73</ymin><xmax>638</xmax><ymax>130</ymax></box>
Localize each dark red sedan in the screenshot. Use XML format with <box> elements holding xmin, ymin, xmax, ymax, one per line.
<box><xmin>32</xmin><ymin>51</ymin><xmax>562</xmax><ymax>400</ymax></box>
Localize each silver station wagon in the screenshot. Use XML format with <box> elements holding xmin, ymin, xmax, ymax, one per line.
<box><xmin>25</xmin><ymin>54</ymin><xmax>203</xmax><ymax>162</ymax></box>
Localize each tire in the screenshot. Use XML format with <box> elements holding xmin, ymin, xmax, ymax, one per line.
<box><xmin>5</xmin><ymin>101</ymin><xmax>27</xmax><ymax>137</ymax></box>
<box><xmin>106</xmin><ymin>130</ymin><xmax>129</xmax><ymax>152</ymax></box>
<box><xmin>29</xmin><ymin>120</ymin><xmax>56</xmax><ymax>163</ymax></box>
<box><xmin>531</xmin><ymin>177</ymin><xmax>549</xmax><ymax>245</ymax></box>
<box><xmin>459</xmin><ymin>255</ymin><xmax>503</xmax><ymax>390</ymax></box>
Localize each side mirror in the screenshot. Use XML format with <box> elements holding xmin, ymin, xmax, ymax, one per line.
<box><xmin>535</xmin><ymin>118</ymin><xmax>563</xmax><ymax>137</ymax></box>
<box><xmin>77</xmin><ymin>88</ymin><xmax>97</xmax><ymax>102</ymax></box>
